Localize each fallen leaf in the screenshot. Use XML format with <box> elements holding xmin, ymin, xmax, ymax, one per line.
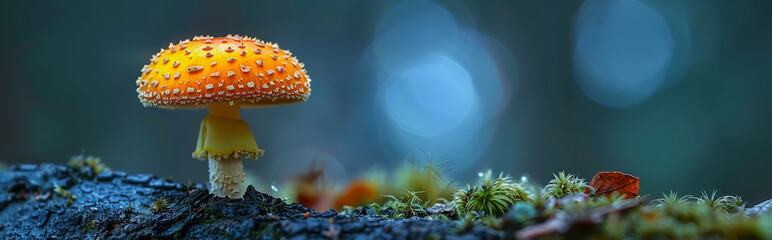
<box><xmin>588</xmin><ymin>172</ymin><xmax>639</xmax><ymax>199</ymax></box>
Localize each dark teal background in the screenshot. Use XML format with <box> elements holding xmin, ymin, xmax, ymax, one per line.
<box><xmin>1</xmin><ymin>1</ymin><xmax>771</xmax><ymax>203</ymax></box>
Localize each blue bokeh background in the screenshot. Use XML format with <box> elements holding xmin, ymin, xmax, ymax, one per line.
<box><xmin>1</xmin><ymin>0</ymin><xmax>771</xmax><ymax>203</ymax></box>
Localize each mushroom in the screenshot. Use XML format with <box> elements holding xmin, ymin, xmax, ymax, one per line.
<box><xmin>135</xmin><ymin>35</ymin><xmax>312</xmax><ymax>198</ymax></box>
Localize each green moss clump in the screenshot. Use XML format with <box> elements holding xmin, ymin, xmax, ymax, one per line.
<box><xmin>54</xmin><ymin>184</ymin><xmax>77</xmax><ymax>207</ymax></box>
<box><xmin>202</xmin><ymin>207</ymin><xmax>225</xmax><ymax>225</ymax></box>
<box><xmin>593</xmin><ymin>191</ymin><xmax>627</xmax><ymax>207</ymax></box>
<box><xmin>606</xmin><ymin>192</ymin><xmax>772</xmax><ymax>239</ymax></box>
<box><xmin>715</xmin><ymin>195</ymin><xmax>745</xmax><ymax>214</ymax></box>
<box><xmin>151</xmin><ymin>198</ymin><xmax>170</xmax><ymax>213</ymax></box>
<box><xmin>454</xmin><ymin>211</ymin><xmax>478</xmax><ymax>233</ymax></box>
<box><xmin>81</xmin><ymin>220</ymin><xmax>97</xmax><ymax>232</ymax></box>
<box><xmin>339</xmin><ymin>205</ymin><xmax>355</xmax><ymax>215</ymax></box>
<box><xmin>543</xmin><ymin>171</ymin><xmax>591</xmax><ymax>199</ymax></box>
<box><xmin>68</xmin><ymin>154</ymin><xmax>110</xmax><ymax>175</ymax></box>
<box><xmin>389</xmin><ymin>156</ymin><xmax>455</xmax><ymax>204</ymax></box>
<box><xmin>452</xmin><ymin>170</ymin><xmax>530</xmax><ymax>217</ymax></box>
<box><xmin>371</xmin><ymin>190</ymin><xmax>429</xmax><ymax>218</ymax></box>
<box><xmin>653</xmin><ymin>191</ymin><xmax>692</xmax><ymax>208</ymax></box>
<box><xmin>696</xmin><ymin>190</ymin><xmax>746</xmax><ymax>214</ymax></box>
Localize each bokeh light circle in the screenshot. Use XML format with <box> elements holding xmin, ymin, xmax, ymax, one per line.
<box><xmin>382</xmin><ymin>55</ymin><xmax>478</xmax><ymax>138</ymax></box>
<box><xmin>366</xmin><ymin>0</ymin><xmax>518</xmax><ymax>169</ymax></box>
<box><xmin>573</xmin><ymin>0</ymin><xmax>677</xmax><ymax>108</ymax></box>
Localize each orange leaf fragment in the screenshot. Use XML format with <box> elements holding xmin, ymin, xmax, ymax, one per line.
<box><xmin>588</xmin><ymin>172</ymin><xmax>640</xmax><ymax>199</ymax></box>
<box><xmin>333</xmin><ymin>180</ymin><xmax>378</xmax><ymax>210</ymax></box>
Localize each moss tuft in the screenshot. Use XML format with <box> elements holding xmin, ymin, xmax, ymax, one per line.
<box><xmin>543</xmin><ymin>171</ymin><xmax>591</xmax><ymax>199</ymax></box>
<box><xmin>390</xmin><ymin>155</ymin><xmax>454</xmax><ymax>204</ymax></box>
<box><xmin>452</xmin><ymin>170</ymin><xmax>529</xmax><ymax>217</ymax></box>
<box><xmin>695</xmin><ymin>190</ymin><xmax>746</xmax><ymax>214</ymax></box>
<box><xmin>151</xmin><ymin>198</ymin><xmax>170</xmax><ymax>213</ymax></box>
<box><xmin>715</xmin><ymin>195</ymin><xmax>745</xmax><ymax>214</ymax></box>
<box><xmin>371</xmin><ymin>190</ymin><xmax>429</xmax><ymax>218</ymax></box>
<box><xmin>69</xmin><ymin>154</ymin><xmax>110</xmax><ymax>175</ymax></box>
<box><xmin>653</xmin><ymin>191</ymin><xmax>693</xmax><ymax>208</ymax></box>
<box><xmin>81</xmin><ymin>220</ymin><xmax>97</xmax><ymax>232</ymax></box>
<box><xmin>54</xmin><ymin>184</ymin><xmax>77</xmax><ymax>207</ymax></box>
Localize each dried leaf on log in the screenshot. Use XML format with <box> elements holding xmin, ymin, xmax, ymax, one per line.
<box><xmin>588</xmin><ymin>172</ymin><xmax>639</xmax><ymax>199</ymax></box>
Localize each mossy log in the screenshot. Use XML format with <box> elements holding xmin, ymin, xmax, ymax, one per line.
<box><xmin>0</xmin><ymin>163</ymin><xmax>497</xmax><ymax>239</ymax></box>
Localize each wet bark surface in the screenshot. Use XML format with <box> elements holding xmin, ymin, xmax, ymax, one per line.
<box><xmin>0</xmin><ymin>164</ymin><xmax>497</xmax><ymax>239</ymax></box>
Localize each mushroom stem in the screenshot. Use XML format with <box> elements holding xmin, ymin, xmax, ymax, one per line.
<box><xmin>209</xmin><ymin>101</ymin><xmax>240</xmax><ymax>119</ymax></box>
<box><xmin>194</xmin><ymin>100</ymin><xmax>263</xmax><ymax>198</ymax></box>
<box><xmin>208</xmin><ymin>155</ymin><xmax>244</xmax><ymax>198</ymax></box>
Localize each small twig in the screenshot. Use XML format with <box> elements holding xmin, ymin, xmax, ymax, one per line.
<box><xmin>517</xmin><ymin>200</ymin><xmax>642</xmax><ymax>239</ymax></box>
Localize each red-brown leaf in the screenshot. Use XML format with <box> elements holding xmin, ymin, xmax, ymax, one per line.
<box><xmin>588</xmin><ymin>172</ymin><xmax>639</xmax><ymax>199</ymax></box>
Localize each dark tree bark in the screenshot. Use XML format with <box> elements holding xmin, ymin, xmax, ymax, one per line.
<box><xmin>0</xmin><ymin>164</ymin><xmax>496</xmax><ymax>239</ymax></box>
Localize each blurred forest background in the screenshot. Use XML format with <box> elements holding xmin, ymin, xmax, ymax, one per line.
<box><xmin>1</xmin><ymin>0</ymin><xmax>771</xmax><ymax>203</ymax></box>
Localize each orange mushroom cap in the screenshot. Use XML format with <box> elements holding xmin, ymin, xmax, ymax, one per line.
<box><xmin>136</xmin><ymin>35</ymin><xmax>311</xmax><ymax>108</ymax></box>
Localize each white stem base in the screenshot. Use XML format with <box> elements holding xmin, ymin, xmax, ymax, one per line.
<box><xmin>208</xmin><ymin>157</ymin><xmax>244</xmax><ymax>198</ymax></box>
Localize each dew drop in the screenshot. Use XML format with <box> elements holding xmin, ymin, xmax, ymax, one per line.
<box><xmin>521</xmin><ymin>175</ymin><xmax>528</xmax><ymax>182</ymax></box>
<box><xmin>270</xmin><ymin>184</ymin><xmax>278</xmax><ymax>192</ymax></box>
<box><xmin>478</xmin><ymin>171</ymin><xmax>484</xmax><ymax>178</ymax></box>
